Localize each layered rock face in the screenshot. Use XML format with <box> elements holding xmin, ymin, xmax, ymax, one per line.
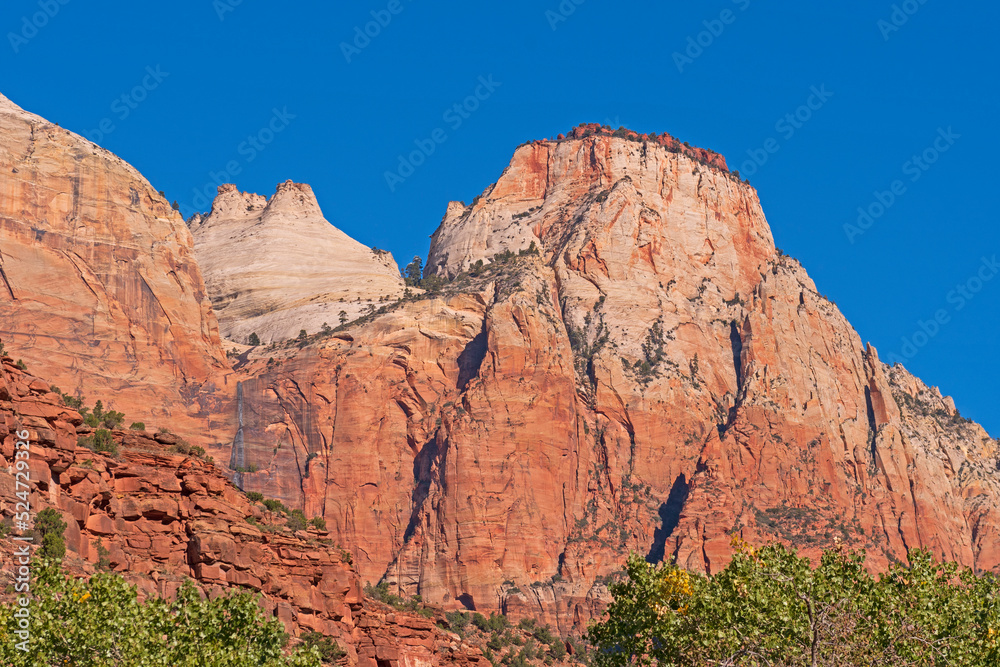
<box><xmin>228</xmin><ymin>130</ymin><xmax>1000</xmax><ymax>634</ymax></box>
<box><xmin>0</xmin><ymin>352</ymin><xmax>488</xmax><ymax>667</ymax></box>
<box><xmin>3</xmin><ymin>90</ymin><xmax>998</xmax><ymax>640</ymax></box>
<box><xmin>190</xmin><ymin>182</ymin><xmax>406</xmax><ymax>344</ymax></box>
<box><xmin>0</xmin><ymin>93</ymin><xmax>233</xmax><ymax>446</ymax></box>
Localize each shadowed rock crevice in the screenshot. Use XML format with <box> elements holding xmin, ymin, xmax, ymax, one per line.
<box><xmin>730</xmin><ymin>321</ymin><xmax>744</xmax><ymax>391</ymax></box>
<box><xmin>646</xmin><ymin>474</ymin><xmax>689</xmax><ymax>563</ymax></box>
<box><xmin>865</xmin><ymin>386</ymin><xmax>878</xmax><ymax>459</ymax></box>
<box><xmin>717</xmin><ymin>321</ymin><xmax>746</xmax><ymax>439</ymax></box>
<box><xmin>402</xmin><ymin>438</ymin><xmax>441</xmax><ymax>542</ymax></box>
<box><xmin>457</xmin><ymin>321</ymin><xmax>488</xmax><ymax>390</ymax></box>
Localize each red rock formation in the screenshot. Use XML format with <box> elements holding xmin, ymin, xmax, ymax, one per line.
<box><xmin>0</xmin><ymin>92</ymin><xmax>234</xmax><ymax>448</ymax></box>
<box><xmin>0</xmin><ymin>352</ymin><xmax>488</xmax><ymax>667</ymax></box>
<box><xmin>225</xmin><ymin>131</ymin><xmax>1000</xmax><ymax>635</ymax></box>
<box><xmin>2</xmin><ymin>91</ymin><xmax>998</xmax><ymax>640</ymax></box>
<box><xmin>560</xmin><ymin>124</ymin><xmax>728</xmax><ymax>172</ymax></box>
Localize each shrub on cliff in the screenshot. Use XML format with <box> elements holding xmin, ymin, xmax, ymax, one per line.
<box><xmin>446</xmin><ymin>610</ymin><xmax>471</xmax><ymax>635</ymax></box>
<box><xmin>287</xmin><ymin>509</ymin><xmax>308</xmax><ymax>532</ymax></box>
<box><xmin>262</xmin><ymin>498</ymin><xmax>289</xmax><ymax>514</ymax></box>
<box><xmin>0</xmin><ymin>566</ymin><xmax>322</xmax><ymax>665</ymax></box>
<box><xmin>472</xmin><ymin>612</ymin><xmax>510</xmax><ymax>634</ymax></box>
<box><xmin>587</xmin><ymin>541</ymin><xmax>1000</xmax><ymax>666</ymax></box>
<box><xmin>34</xmin><ymin>508</ymin><xmax>67</xmax><ymax>562</ymax></box>
<box><xmin>78</xmin><ymin>428</ymin><xmax>118</xmax><ymax>457</ymax></box>
<box><xmin>52</xmin><ymin>388</ymin><xmax>84</xmax><ymax>409</ymax></box>
<box><xmin>300</xmin><ymin>632</ymin><xmax>345</xmax><ymax>663</ymax></box>
<box><xmin>80</xmin><ymin>399</ymin><xmax>125</xmax><ymax>429</ymax></box>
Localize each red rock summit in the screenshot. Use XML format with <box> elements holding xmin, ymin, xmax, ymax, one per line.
<box><xmin>225</xmin><ymin>129</ymin><xmax>1000</xmax><ymax>633</ymax></box>
<box><xmin>559</xmin><ymin>123</ymin><xmax>729</xmax><ymax>172</ymax></box>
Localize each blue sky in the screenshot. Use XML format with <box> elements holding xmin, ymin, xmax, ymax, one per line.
<box><xmin>1</xmin><ymin>0</ymin><xmax>996</xmax><ymax>435</ymax></box>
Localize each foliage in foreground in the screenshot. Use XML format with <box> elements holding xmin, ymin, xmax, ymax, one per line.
<box><xmin>587</xmin><ymin>541</ymin><xmax>1000</xmax><ymax>667</ymax></box>
<box><xmin>0</xmin><ymin>563</ymin><xmax>322</xmax><ymax>666</ymax></box>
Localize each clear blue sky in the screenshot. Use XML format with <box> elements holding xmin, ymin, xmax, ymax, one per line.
<box><xmin>1</xmin><ymin>0</ymin><xmax>996</xmax><ymax>436</ymax></box>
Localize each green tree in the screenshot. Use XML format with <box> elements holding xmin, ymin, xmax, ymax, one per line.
<box><xmin>300</xmin><ymin>632</ymin><xmax>345</xmax><ymax>663</ymax></box>
<box><xmin>263</xmin><ymin>498</ymin><xmax>288</xmax><ymax>514</ymax></box>
<box><xmin>0</xmin><ymin>566</ymin><xmax>321</xmax><ymax>665</ymax></box>
<box><xmin>587</xmin><ymin>541</ymin><xmax>1000</xmax><ymax>667</ymax></box>
<box><xmin>249</xmin><ymin>332</ymin><xmax>261</xmax><ymax>346</ymax></box>
<box><xmin>338</xmin><ymin>310</ymin><xmax>348</xmax><ymax>325</ymax></box>
<box><xmin>81</xmin><ymin>399</ymin><xmax>125</xmax><ymax>429</ymax></box>
<box><xmin>79</xmin><ymin>428</ymin><xmax>118</xmax><ymax>456</ymax></box>
<box><xmin>34</xmin><ymin>508</ymin><xmax>68</xmax><ymax>562</ymax></box>
<box><xmin>404</xmin><ymin>256</ymin><xmax>423</xmax><ymax>285</ymax></box>
<box><xmin>287</xmin><ymin>509</ymin><xmax>308</xmax><ymax>532</ymax></box>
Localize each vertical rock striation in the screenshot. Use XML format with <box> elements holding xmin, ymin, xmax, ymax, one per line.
<box><xmin>0</xmin><ymin>92</ymin><xmax>233</xmax><ymax>447</ymax></box>
<box><xmin>230</xmin><ymin>129</ymin><xmax>1000</xmax><ymax>633</ymax></box>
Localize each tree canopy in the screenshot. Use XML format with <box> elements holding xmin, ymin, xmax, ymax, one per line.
<box><xmin>587</xmin><ymin>540</ymin><xmax>1000</xmax><ymax>666</ymax></box>
<box><xmin>0</xmin><ymin>562</ymin><xmax>322</xmax><ymax>666</ymax></box>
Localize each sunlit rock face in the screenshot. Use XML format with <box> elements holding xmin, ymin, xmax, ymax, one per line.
<box><xmin>0</xmin><ymin>92</ymin><xmax>234</xmax><ymax>447</ymax></box>
<box><xmin>228</xmin><ymin>130</ymin><xmax>1000</xmax><ymax>633</ymax></box>
<box><xmin>190</xmin><ymin>180</ymin><xmax>407</xmax><ymax>345</ymax></box>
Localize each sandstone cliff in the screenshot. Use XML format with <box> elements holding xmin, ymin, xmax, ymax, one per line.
<box><xmin>0</xmin><ymin>350</ymin><xmax>490</xmax><ymax>667</ymax></box>
<box><xmin>190</xmin><ymin>182</ymin><xmax>407</xmax><ymax>344</ymax></box>
<box><xmin>3</xmin><ymin>93</ymin><xmax>998</xmax><ymax>640</ymax></box>
<box><xmin>0</xmin><ymin>92</ymin><xmax>234</xmax><ymax>447</ymax></box>
<box><xmin>224</xmin><ymin>129</ymin><xmax>1000</xmax><ymax>634</ymax></box>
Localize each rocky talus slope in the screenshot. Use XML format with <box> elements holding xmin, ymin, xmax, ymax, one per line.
<box><xmin>226</xmin><ymin>128</ymin><xmax>1000</xmax><ymax>633</ymax></box>
<box><xmin>0</xmin><ymin>92</ymin><xmax>234</xmax><ymax>447</ymax></box>
<box><xmin>0</xmin><ymin>352</ymin><xmax>490</xmax><ymax>667</ymax></box>
<box><xmin>189</xmin><ymin>182</ymin><xmax>407</xmax><ymax>344</ymax></box>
